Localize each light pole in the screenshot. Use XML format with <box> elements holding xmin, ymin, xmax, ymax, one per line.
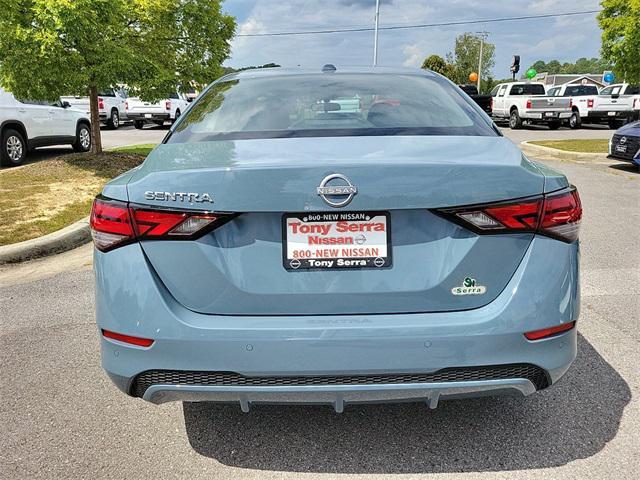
<box><xmin>476</xmin><ymin>31</ymin><xmax>488</xmax><ymax>91</ymax></box>
<box><xmin>373</xmin><ymin>0</ymin><xmax>380</xmax><ymax>66</ymax></box>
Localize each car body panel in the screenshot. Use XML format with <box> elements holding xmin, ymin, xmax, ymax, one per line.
<box><xmin>609</xmin><ymin>121</ymin><xmax>640</xmax><ymax>165</ymax></box>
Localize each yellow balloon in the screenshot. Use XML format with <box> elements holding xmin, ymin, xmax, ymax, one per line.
<box><xmin>469</xmin><ymin>72</ymin><xmax>478</xmax><ymax>83</ymax></box>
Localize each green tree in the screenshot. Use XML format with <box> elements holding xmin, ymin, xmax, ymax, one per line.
<box><xmin>599</xmin><ymin>0</ymin><xmax>640</xmax><ymax>83</ymax></box>
<box><xmin>526</xmin><ymin>57</ymin><xmax>613</xmax><ymax>75</ymax></box>
<box><xmin>446</xmin><ymin>33</ymin><xmax>495</xmax><ymax>87</ymax></box>
<box><xmin>420</xmin><ymin>54</ymin><xmax>456</xmax><ymax>80</ymax></box>
<box><xmin>0</xmin><ymin>0</ymin><xmax>235</xmax><ymax>153</ymax></box>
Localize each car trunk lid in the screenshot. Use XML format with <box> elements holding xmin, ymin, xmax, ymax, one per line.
<box><xmin>126</xmin><ymin>135</ymin><xmax>549</xmax><ymax>316</ymax></box>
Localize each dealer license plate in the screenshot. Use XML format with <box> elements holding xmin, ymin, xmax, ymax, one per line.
<box><xmin>544</xmin><ymin>112</ymin><xmax>556</xmax><ymax>117</ymax></box>
<box><xmin>608</xmin><ymin>111</ymin><xmax>617</xmax><ymax>116</ymax></box>
<box><xmin>283</xmin><ymin>211</ymin><xmax>391</xmax><ymax>270</ymax></box>
<box><xmin>615</xmin><ymin>144</ymin><xmax>627</xmax><ymax>153</ymax></box>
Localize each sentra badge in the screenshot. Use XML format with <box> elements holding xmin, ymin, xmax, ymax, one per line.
<box><xmin>144</xmin><ymin>191</ymin><xmax>214</xmax><ymax>203</ymax></box>
<box><xmin>452</xmin><ymin>277</ymin><xmax>487</xmax><ymax>295</ymax></box>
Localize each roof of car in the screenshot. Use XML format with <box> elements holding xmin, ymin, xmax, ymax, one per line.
<box><xmin>220</xmin><ymin>66</ymin><xmax>438</xmax><ymax>82</ymax></box>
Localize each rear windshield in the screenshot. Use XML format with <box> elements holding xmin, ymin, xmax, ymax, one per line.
<box><xmin>509</xmin><ymin>84</ymin><xmax>546</xmax><ymax>95</ymax></box>
<box><xmin>564</xmin><ymin>85</ymin><xmax>598</xmax><ymax>96</ymax></box>
<box><xmin>167</xmin><ymin>73</ymin><xmax>496</xmax><ymax>142</ymax></box>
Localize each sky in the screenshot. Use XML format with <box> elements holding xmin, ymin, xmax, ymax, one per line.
<box><xmin>222</xmin><ymin>0</ymin><xmax>603</xmax><ymax>78</ymax></box>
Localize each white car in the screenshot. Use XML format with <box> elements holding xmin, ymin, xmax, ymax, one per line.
<box><xmin>546</xmin><ymin>84</ymin><xmax>599</xmax><ymax>129</ymax></box>
<box><xmin>590</xmin><ymin>83</ymin><xmax>640</xmax><ymax>129</ymax></box>
<box><xmin>61</xmin><ymin>87</ymin><xmax>128</xmax><ymax>129</ymax></box>
<box><xmin>490</xmin><ymin>82</ymin><xmax>572</xmax><ymax>129</ymax></box>
<box><xmin>126</xmin><ymin>91</ymin><xmax>190</xmax><ymax>129</ymax></box>
<box><xmin>0</xmin><ymin>89</ymin><xmax>91</xmax><ymax>167</ymax></box>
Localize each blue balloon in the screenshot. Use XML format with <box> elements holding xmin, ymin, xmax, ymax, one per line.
<box><xmin>603</xmin><ymin>72</ymin><xmax>615</xmax><ymax>83</ymax></box>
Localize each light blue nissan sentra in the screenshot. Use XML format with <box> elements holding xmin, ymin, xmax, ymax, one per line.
<box><xmin>91</xmin><ymin>66</ymin><xmax>582</xmax><ymax>412</ymax></box>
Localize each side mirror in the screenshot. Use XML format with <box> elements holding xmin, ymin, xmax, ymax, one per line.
<box><xmin>62</xmin><ymin>101</ymin><xmax>71</xmax><ymax>108</ymax></box>
<box><xmin>187</xmin><ymin>97</ymin><xmax>193</xmax><ymax>103</ymax></box>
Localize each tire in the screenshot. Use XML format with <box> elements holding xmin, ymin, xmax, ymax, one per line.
<box><xmin>72</xmin><ymin>123</ymin><xmax>92</xmax><ymax>153</ymax></box>
<box><xmin>548</xmin><ymin>121</ymin><xmax>561</xmax><ymax>130</ymax></box>
<box><xmin>568</xmin><ymin>112</ymin><xmax>581</xmax><ymax>129</ymax></box>
<box><xmin>173</xmin><ymin>109</ymin><xmax>181</xmax><ymax>124</ymax></box>
<box><xmin>509</xmin><ymin>109</ymin><xmax>522</xmax><ymax>129</ymax></box>
<box><xmin>107</xmin><ymin>109</ymin><xmax>120</xmax><ymax>129</ymax></box>
<box><xmin>0</xmin><ymin>128</ymin><xmax>27</xmax><ymax>167</ymax></box>
<box><xmin>134</xmin><ymin>120</ymin><xmax>145</xmax><ymax>130</ymax></box>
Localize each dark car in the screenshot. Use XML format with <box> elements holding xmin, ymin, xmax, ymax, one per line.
<box><xmin>458</xmin><ymin>84</ymin><xmax>492</xmax><ymax>115</ymax></box>
<box><xmin>609</xmin><ymin>121</ymin><xmax>640</xmax><ymax>168</ymax></box>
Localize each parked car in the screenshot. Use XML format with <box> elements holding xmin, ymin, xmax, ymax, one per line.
<box><xmin>608</xmin><ymin>121</ymin><xmax>640</xmax><ymax>168</ymax></box>
<box><xmin>91</xmin><ymin>67</ymin><xmax>581</xmax><ymax>410</ymax></box>
<box><xmin>490</xmin><ymin>82</ymin><xmax>572</xmax><ymax>129</ymax></box>
<box><xmin>590</xmin><ymin>83</ymin><xmax>640</xmax><ymax>129</ymax></box>
<box><xmin>61</xmin><ymin>87</ymin><xmax>128</xmax><ymax>129</ymax></box>
<box><xmin>546</xmin><ymin>84</ymin><xmax>599</xmax><ymax>129</ymax></box>
<box><xmin>126</xmin><ymin>91</ymin><xmax>190</xmax><ymax>129</ymax></box>
<box><xmin>0</xmin><ymin>89</ymin><xmax>91</xmax><ymax>167</ymax></box>
<box><xmin>458</xmin><ymin>84</ymin><xmax>492</xmax><ymax>115</ymax></box>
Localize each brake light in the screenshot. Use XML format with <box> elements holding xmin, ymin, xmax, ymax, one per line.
<box><xmin>125</xmin><ymin>100</ymin><xmax>129</xmax><ymax>111</ymax></box>
<box><xmin>98</xmin><ymin>97</ymin><xmax>104</xmax><ymax>110</ymax></box>
<box><xmin>90</xmin><ymin>196</ymin><xmax>234</xmax><ymax>252</ymax></box>
<box><xmin>526</xmin><ymin>99</ymin><xmax>532</xmax><ymax>109</ymax></box>
<box><xmin>102</xmin><ymin>329</ymin><xmax>154</xmax><ymax>347</ymax></box>
<box><xmin>490</xmin><ymin>97</ymin><xmax>493</xmax><ymax>112</ymax></box>
<box><xmin>524</xmin><ymin>321</ymin><xmax>576</xmax><ymax>341</ymax></box>
<box><xmin>437</xmin><ymin>187</ymin><xmax>582</xmax><ymax>242</ymax></box>
<box><xmin>165</xmin><ymin>100</ymin><xmax>171</xmax><ymax>110</ymax></box>
<box><xmin>569</xmin><ymin>99</ymin><xmax>573</xmax><ymax>108</ymax></box>
<box><xmin>587</xmin><ymin>99</ymin><xmax>594</xmax><ymax>108</ymax></box>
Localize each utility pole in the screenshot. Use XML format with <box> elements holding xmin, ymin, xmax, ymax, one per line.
<box><xmin>373</xmin><ymin>0</ymin><xmax>380</xmax><ymax>66</ymax></box>
<box><xmin>476</xmin><ymin>31</ymin><xmax>488</xmax><ymax>91</ymax></box>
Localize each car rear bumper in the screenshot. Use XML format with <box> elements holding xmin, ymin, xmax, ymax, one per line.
<box><xmin>127</xmin><ymin>113</ymin><xmax>170</xmax><ymax>121</ymax></box>
<box><xmin>520</xmin><ymin>111</ymin><xmax>571</xmax><ymax>120</ymax></box>
<box><xmin>587</xmin><ymin>111</ymin><xmax>633</xmax><ymax>120</ymax></box>
<box><xmin>96</xmin><ymin>236</ymin><xmax>580</xmax><ymax>408</ymax></box>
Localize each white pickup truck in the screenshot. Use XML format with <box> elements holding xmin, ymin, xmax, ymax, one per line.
<box><xmin>61</xmin><ymin>87</ymin><xmax>128</xmax><ymax>129</ymax></box>
<box><xmin>545</xmin><ymin>84</ymin><xmax>599</xmax><ymax>129</ymax></box>
<box><xmin>0</xmin><ymin>89</ymin><xmax>91</xmax><ymax>167</ymax></box>
<box><xmin>589</xmin><ymin>83</ymin><xmax>640</xmax><ymax>129</ymax></box>
<box><xmin>490</xmin><ymin>82</ymin><xmax>572</xmax><ymax>129</ymax></box>
<box><xmin>126</xmin><ymin>91</ymin><xmax>190</xmax><ymax>129</ymax></box>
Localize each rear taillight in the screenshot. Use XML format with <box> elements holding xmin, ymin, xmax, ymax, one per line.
<box><xmin>489</xmin><ymin>97</ymin><xmax>493</xmax><ymax>112</ymax></box>
<box><xmin>90</xmin><ymin>196</ymin><xmax>234</xmax><ymax>252</ymax></box>
<box><xmin>569</xmin><ymin>99</ymin><xmax>573</xmax><ymax>108</ymax></box>
<box><xmin>437</xmin><ymin>187</ymin><xmax>582</xmax><ymax>243</ymax></box>
<box><xmin>98</xmin><ymin>97</ymin><xmax>104</xmax><ymax>110</ymax></box>
<box><xmin>526</xmin><ymin>99</ymin><xmax>532</xmax><ymax>109</ymax></box>
<box><xmin>165</xmin><ymin>100</ymin><xmax>171</xmax><ymax>110</ymax></box>
<box><xmin>125</xmin><ymin>100</ymin><xmax>129</xmax><ymax>110</ymax></box>
<box><xmin>587</xmin><ymin>98</ymin><xmax>594</xmax><ymax>108</ymax></box>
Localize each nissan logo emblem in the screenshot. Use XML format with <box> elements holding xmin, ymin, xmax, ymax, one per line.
<box><xmin>316</xmin><ymin>174</ymin><xmax>358</xmax><ymax>207</ymax></box>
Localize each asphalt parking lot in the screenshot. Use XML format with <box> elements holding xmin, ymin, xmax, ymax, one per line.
<box><xmin>1</xmin><ymin>143</ymin><xmax>638</xmax><ymax>479</ymax></box>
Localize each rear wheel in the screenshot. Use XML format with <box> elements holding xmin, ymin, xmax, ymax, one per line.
<box><xmin>173</xmin><ymin>109</ymin><xmax>181</xmax><ymax>124</ymax></box>
<box><xmin>509</xmin><ymin>109</ymin><xmax>522</xmax><ymax>129</ymax></box>
<box><xmin>134</xmin><ymin>120</ymin><xmax>145</xmax><ymax>130</ymax></box>
<box><xmin>73</xmin><ymin>123</ymin><xmax>92</xmax><ymax>152</ymax></box>
<box><xmin>548</xmin><ymin>121</ymin><xmax>561</xmax><ymax>130</ymax></box>
<box><xmin>107</xmin><ymin>109</ymin><xmax>120</xmax><ymax>129</ymax></box>
<box><xmin>0</xmin><ymin>128</ymin><xmax>27</xmax><ymax>167</ymax></box>
<box><xmin>568</xmin><ymin>112</ymin><xmax>581</xmax><ymax>129</ymax></box>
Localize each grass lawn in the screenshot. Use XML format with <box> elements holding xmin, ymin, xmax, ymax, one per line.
<box><xmin>529</xmin><ymin>139</ymin><xmax>609</xmax><ymax>154</ymax></box>
<box><xmin>109</xmin><ymin>143</ymin><xmax>156</xmax><ymax>156</ymax></box>
<box><xmin>0</xmin><ymin>145</ymin><xmax>155</xmax><ymax>246</ymax></box>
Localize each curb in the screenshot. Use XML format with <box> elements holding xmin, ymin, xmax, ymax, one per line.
<box><xmin>520</xmin><ymin>141</ymin><xmax>611</xmax><ymax>161</ymax></box>
<box><xmin>0</xmin><ymin>217</ymin><xmax>91</xmax><ymax>265</ymax></box>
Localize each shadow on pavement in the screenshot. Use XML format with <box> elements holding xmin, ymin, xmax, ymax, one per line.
<box><xmin>183</xmin><ymin>334</ymin><xmax>630</xmax><ymax>474</ymax></box>
<box><xmin>609</xmin><ymin>162</ymin><xmax>639</xmax><ymax>174</ymax></box>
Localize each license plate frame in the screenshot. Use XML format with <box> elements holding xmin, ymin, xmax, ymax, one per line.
<box><xmin>615</xmin><ymin>144</ymin><xmax>627</xmax><ymax>153</ymax></box>
<box><xmin>282</xmin><ymin>211</ymin><xmax>392</xmax><ymax>271</ymax></box>
<box><xmin>144</xmin><ymin>113</ymin><xmax>152</xmax><ymax>118</ymax></box>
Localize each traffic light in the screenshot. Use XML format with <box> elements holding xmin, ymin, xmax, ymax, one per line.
<box><xmin>510</xmin><ymin>55</ymin><xmax>520</xmax><ymax>80</ymax></box>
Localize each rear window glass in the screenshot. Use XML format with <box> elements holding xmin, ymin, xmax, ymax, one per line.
<box><xmin>564</xmin><ymin>85</ymin><xmax>598</xmax><ymax>96</ymax></box>
<box><xmin>168</xmin><ymin>73</ymin><xmax>496</xmax><ymax>142</ymax></box>
<box><xmin>509</xmin><ymin>84</ymin><xmax>546</xmax><ymax>95</ymax></box>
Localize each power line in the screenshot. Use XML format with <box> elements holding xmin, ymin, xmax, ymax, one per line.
<box><xmin>236</xmin><ymin>10</ymin><xmax>600</xmax><ymax>37</ymax></box>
